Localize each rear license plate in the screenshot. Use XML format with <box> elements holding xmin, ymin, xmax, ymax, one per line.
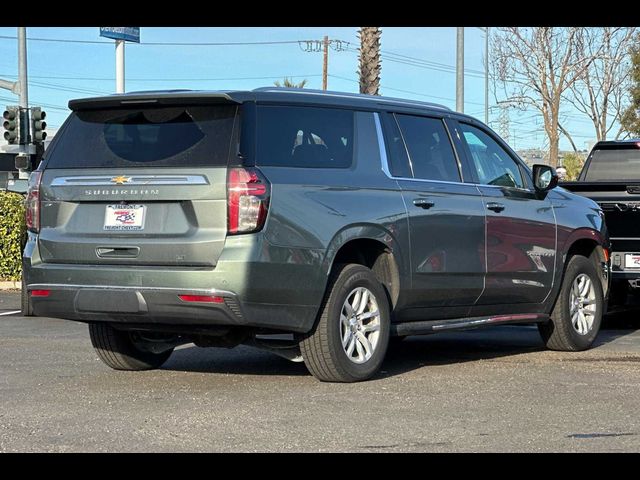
<box><xmin>104</xmin><ymin>204</ymin><xmax>146</xmax><ymax>231</ymax></box>
<box><xmin>625</xmin><ymin>254</ymin><xmax>640</xmax><ymax>269</ymax></box>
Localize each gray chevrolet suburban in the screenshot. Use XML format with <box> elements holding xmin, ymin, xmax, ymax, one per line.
<box><xmin>22</xmin><ymin>88</ymin><xmax>610</xmax><ymax>382</ymax></box>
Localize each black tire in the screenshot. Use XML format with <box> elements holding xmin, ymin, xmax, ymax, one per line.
<box><xmin>299</xmin><ymin>263</ymin><xmax>390</xmax><ymax>382</ymax></box>
<box><xmin>538</xmin><ymin>254</ymin><xmax>603</xmax><ymax>351</ymax></box>
<box><xmin>89</xmin><ymin>323</ymin><xmax>173</xmax><ymax>371</ymax></box>
<box><xmin>21</xmin><ymin>277</ymin><xmax>33</xmax><ymax>317</ymax></box>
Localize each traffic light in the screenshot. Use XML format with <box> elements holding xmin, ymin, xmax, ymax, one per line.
<box><xmin>3</xmin><ymin>106</ymin><xmax>19</xmax><ymax>144</ymax></box>
<box><xmin>31</xmin><ymin>107</ymin><xmax>46</xmax><ymax>143</ymax></box>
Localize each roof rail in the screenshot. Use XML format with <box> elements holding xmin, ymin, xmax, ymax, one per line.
<box><xmin>253</xmin><ymin>86</ymin><xmax>450</xmax><ymax>111</ymax></box>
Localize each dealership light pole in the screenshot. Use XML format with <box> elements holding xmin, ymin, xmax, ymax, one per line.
<box><xmin>115</xmin><ymin>39</ymin><xmax>125</xmax><ymax>93</ymax></box>
<box><xmin>456</xmin><ymin>27</ymin><xmax>464</xmax><ymax>113</ymax></box>
<box><xmin>100</xmin><ymin>28</ymin><xmax>140</xmax><ymax>94</ymax></box>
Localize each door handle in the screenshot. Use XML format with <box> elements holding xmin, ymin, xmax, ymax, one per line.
<box><xmin>413</xmin><ymin>199</ymin><xmax>435</xmax><ymax>209</ymax></box>
<box><xmin>486</xmin><ymin>202</ymin><xmax>505</xmax><ymax>213</ymax></box>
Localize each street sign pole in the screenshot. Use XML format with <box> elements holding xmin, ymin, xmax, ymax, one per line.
<box><xmin>115</xmin><ymin>39</ymin><xmax>125</xmax><ymax>93</ymax></box>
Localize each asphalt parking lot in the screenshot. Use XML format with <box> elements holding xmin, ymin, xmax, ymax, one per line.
<box><xmin>1</xmin><ymin>290</ymin><xmax>639</xmax><ymax>452</ymax></box>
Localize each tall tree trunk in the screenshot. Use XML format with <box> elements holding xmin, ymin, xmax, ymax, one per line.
<box><xmin>358</xmin><ymin>27</ymin><xmax>381</xmax><ymax>95</ymax></box>
<box><xmin>548</xmin><ymin>132</ymin><xmax>560</xmax><ymax>168</ymax></box>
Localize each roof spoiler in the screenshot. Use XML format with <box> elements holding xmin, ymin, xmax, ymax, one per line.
<box><xmin>69</xmin><ymin>92</ymin><xmax>240</xmax><ymax>111</ymax></box>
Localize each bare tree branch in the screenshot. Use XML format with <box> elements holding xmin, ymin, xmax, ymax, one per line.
<box><xmin>565</xmin><ymin>27</ymin><xmax>636</xmax><ymax>141</ymax></box>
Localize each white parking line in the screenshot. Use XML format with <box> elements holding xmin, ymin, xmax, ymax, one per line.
<box><xmin>0</xmin><ymin>310</ymin><xmax>21</xmax><ymax>316</ymax></box>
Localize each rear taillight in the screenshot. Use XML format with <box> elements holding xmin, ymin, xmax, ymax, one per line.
<box><xmin>25</xmin><ymin>171</ymin><xmax>42</xmax><ymax>233</ymax></box>
<box><xmin>178</xmin><ymin>294</ymin><xmax>224</xmax><ymax>303</ymax></box>
<box><xmin>30</xmin><ymin>289</ymin><xmax>50</xmax><ymax>297</ymax></box>
<box><xmin>227</xmin><ymin>167</ymin><xmax>270</xmax><ymax>234</ymax></box>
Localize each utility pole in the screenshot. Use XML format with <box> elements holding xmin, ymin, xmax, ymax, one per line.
<box><xmin>115</xmin><ymin>39</ymin><xmax>125</xmax><ymax>93</ymax></box>
<box><xmin>300</xmin><ymin>38</ymin><xmax>348</xmax><ymax>91</ymax></box>
<box><xmin>484</xmin><ymin>27</ymin><xmax>489</xmax><ymax>125</ymax></box>
<box><xmin>456</xmin><ymin>27</ymin><xmax>464</xmax><ymax>113</ymax></box>
<box><xmin>322</xmin><ymin>36</ymin><xmax>329</xmax><ymax>91</ymax></box>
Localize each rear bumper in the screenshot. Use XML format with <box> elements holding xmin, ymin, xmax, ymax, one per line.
<box><xmin>27</xmin><ymin>283</ymin><xmax>244</xmax><ymax>327</ymax></box>
<box><xmin>23</xmin><ymin>232</ymin><xmax>326</xmax><ymax>333</ymax></box>
<box><xmin>611</xmin><ymin>271</ymin><xmax>640</xmax><ymax>291</ymax></box>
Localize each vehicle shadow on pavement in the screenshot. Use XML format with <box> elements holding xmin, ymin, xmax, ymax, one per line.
<box><xmin>379</xmin><ymin>328</ymin><xmax>548</xmax><ymax>377</ymax></box>
<box><xmin>164</xmin><ymin>344</ymin><xmax>310</xmax><ymax>376</ymax></box>
<box><xmin>162</xmin><ymin>326</ymin><xmax>551</xmax><ymax>379</ymax></box>
<box><xmin>603</xmin><ymin>307</ymin><xmax>640</xmax><ymax>330</ymax></box>
<box><xmin>161</xmin><ymin>322</ymin><xmax>639</xmax><ymax>379</ymax></box>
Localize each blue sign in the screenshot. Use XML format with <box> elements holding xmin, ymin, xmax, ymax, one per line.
<box><xmin>100</xmin><ymin>27</ymin><xmax>140</xmax><ymax>43</ymax></box>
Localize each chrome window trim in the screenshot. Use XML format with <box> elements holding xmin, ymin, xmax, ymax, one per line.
<box><xmin>373</xmin><ymin>112</ymin><xmax>392</xmax><ymax>178</ymax></box>
<box><xmin>375</xmin><ymin>112</ymin><xmax>467</xmax><ymax>187</ymax></box>
<box><xmin>375</xmin><ymin>111</ymin><xmax>539</xmax><ymax>191</ymax></box>
<box><xmin>50</xmin><ymin>175</ymin><xmax>209</xmax><ymax>187</ymax></box>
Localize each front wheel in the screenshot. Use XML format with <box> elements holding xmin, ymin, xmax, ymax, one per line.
<box><xmin>538</xmin><ymin>254</ymin><xmax>603</xmax><ymax>351</ymax></box>
<box><xmin>299</xmin><ymin>264</ymin><xmax>390</xmax><ymax>382</ymax></box>
<box><xmin>89</xmin><ymin>323</ymin><xmax>174</xmax><ymax>371</ymax></box>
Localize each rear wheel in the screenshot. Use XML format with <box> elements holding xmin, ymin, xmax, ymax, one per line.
<box><xmin>299</xmin><ymin>264</ymin><xmax>390</xmax><ymax>382</ymax></box>
<box><xmin>21</xmin><ymin>277</ymin><xmax>33</xmax><ymax>317</ymax></box>
<box><xmin>538</xmin><ymin>255</ymin><xmax>603</xmax><ymax>351</ymax></box>
<box><xmin>89</xmin><ymin>323</ymin><xmax>174</xmax><ymax>371</ymax></box>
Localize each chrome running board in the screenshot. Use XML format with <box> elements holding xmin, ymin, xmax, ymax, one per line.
<box><xmin>391</xmin><ymin>313</ymin><xmax>549</xmax><ymax>337</ymax></box>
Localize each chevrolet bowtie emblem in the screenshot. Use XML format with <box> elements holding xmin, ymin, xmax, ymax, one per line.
<box><xmin>111</xmin><ymin>176</ymin><xmax>131</xmax><ymax>185</ymax></box>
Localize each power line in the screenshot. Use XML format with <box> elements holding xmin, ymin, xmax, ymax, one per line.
<box><xmin>0</xmin><ymin>73</ymin><xmax>323</xmax><ymax>83</ymax></box>
<box><xmin>344</xmin><ymin>46</ymin><xmax>485</xmax><ymax>79</ymax></box>
<box><xmin>0</xmin><ymin>35</ymin><xmax>306</xmax><ymax>46</ymax></box>
<box><xmin>329</xmin><ymin>74</ymin><xmax>486</xmax><ymax>107</ymax></box>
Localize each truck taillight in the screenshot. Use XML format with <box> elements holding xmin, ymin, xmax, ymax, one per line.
<box><xmin>227</xmin><ymin>167</ymin><xmax>270</xmax><ymax>234</ymax></box>
<box><xmin>25</xmin><ymin>171</ymin><xmax>42</xmax><ymax>233</ymax></box>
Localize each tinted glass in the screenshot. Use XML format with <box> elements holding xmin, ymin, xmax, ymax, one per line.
<box><xmin>45</xmin><ymin>105</ymin><xmax>237</xmax><ymax>168</ymax></box>
<box><xmin>460</xmin><ymin>123</ymin><xmax>524</xmax><ymax>188</ymax></box>
<box><xmin>395</xmin><ymin>114</ymin><xmax>460</xmax><ymax>182</ymax></box>
<box><xmin>257</xmin><ymin>105</ymin><xmax>353</xmax><ymax>168</ymax></box>
<box><xmin>583</xmin><ymin>147</ymin><xmax>640</xmax><ymax>181</ymax></box>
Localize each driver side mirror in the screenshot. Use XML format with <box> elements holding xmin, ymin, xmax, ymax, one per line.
<box><xmin>532</xmin><ymin>164</ymin><xmax>558</xmax><ymax>194</ymax></box>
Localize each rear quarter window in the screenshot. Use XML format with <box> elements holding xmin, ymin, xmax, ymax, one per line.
<box><xmin>44</xmin><ymin>105</ymin><xmax>237</xmax><ymax>168</ymax></box>
<box><xmin>256</xmin><ymin>105</ymin><xmax>354</xmax><ymax>168</ymax></box>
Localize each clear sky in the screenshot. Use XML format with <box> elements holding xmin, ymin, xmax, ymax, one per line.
<box><xmin>0</xmin><ymin>26</ymin><xmax>600</xmax><ymax>152</ymax></box>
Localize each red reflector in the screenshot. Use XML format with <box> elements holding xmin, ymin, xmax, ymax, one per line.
<box><xmin>603</xmin><ymin>248</ymin><xmax>610</xmax><ymax>263</ymax></box>
<box><xmin>31</xmin><ymin>290</ymin><xmax>50</xmax><ymax>297</ymax></box>
<box><xmin>178</xmin><ymin>295</ymin><xmax>224</xmax><ymax>304</ymax></box>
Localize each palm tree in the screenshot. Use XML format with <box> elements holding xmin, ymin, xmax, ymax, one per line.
<box><xmin>358</xmin><ymin>27</ymin><xmax>381</xmax><ymax>95</ymax></box>
<box><xmin>274</xmin><ymin>77</ymin><xmax>308</xmax><ymax>88</ymax></box>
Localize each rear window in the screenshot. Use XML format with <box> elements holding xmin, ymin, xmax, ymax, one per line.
<box><xmin>256</xmin><ymin>105</ymin><xmax>354</xmax><ymax>168</ymax></box>
<box><xmin>583</xmin><ymin>147</ymin><xmax>640</xmax><ymax>181</ymax></box>
<box><xmin>44</xmin><ymin>105</ymin><xmax>237</xmax><ymax>168</ymax></box>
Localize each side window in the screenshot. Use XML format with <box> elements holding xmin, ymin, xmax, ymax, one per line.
<box><xmin>256</xmin><ymin>105</ymin><xmax>353</xmax><ymax>168</ymax></box>
<box><xmin>459</xmin><ymin>123</ymin><xmax>524</xmax><ymax>188</ymax></box>
<box><xmin>395</xmin><ymin>114</ymin><xmax>461</xmax><ymax>182</ymax></box>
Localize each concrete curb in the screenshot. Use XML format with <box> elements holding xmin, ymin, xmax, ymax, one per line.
<box><xmin>0</xmin><ymin>281</ymin><xmax>20</xmax><ymax>290</ymax></box>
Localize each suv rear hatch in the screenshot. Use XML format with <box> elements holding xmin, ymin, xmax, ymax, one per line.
<box><xmin>37</xmin><ymin>98</ymin><xmax>239</xmax><ymax>267</ymax></box>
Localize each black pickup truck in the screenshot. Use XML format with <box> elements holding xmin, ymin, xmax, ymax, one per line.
<box><xmin>562</xmin><ymin>139</ymin><xmax>640</xmax><ymax>306</ymax></box>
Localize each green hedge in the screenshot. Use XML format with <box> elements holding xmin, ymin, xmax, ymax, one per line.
<box><xmin>0</xmin><ymin>191</ymin><xmax>26</xmax><ymax>281</ymax></box>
